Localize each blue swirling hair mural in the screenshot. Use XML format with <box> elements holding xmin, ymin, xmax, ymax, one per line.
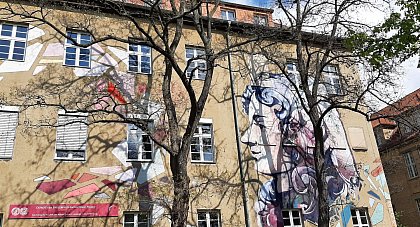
<box><xmin>241</xmin><ymin>74</ymin><xmax>360</xmax><ymax>226</ymax></box>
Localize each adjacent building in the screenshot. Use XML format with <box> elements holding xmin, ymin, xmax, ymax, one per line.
<box><xmin>372</xmin><ymin>88</ymin><xmax>420</xmax><ymax>227</ymax></box>
<box><xmin>0</xmin><ymin>1</ymin><xmax>395</xmax><ymax>227</ymax></box>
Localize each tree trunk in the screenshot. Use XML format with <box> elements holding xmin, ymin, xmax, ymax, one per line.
<box><xmin>313</xmin><ymin>125</ymin><xmax>329</xmax><ymax>227</ymax></box>
<box><xmin>170</xmin><ymin>150</ymin><xmax>190</xmax><ymax>227</ymax></box>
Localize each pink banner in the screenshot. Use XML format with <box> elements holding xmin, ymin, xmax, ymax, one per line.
<box><xmin>9</xmin><ymin>203</ymin><xmax>119</xmax><ymax>219</ymax></box>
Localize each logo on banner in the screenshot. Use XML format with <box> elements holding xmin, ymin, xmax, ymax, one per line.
<box><xmin>11</xmin><ymin>207</ymin><xmax>28</xmax><ymax>216</ymax></box>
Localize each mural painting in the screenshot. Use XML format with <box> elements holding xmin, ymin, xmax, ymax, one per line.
<box><xmin>241</xmin><ymin>74</ymin><xmax>360</xmax><ymax>226</ymax></box>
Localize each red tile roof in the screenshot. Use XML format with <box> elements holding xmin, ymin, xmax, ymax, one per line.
<box><xmin>371</xmin><ymin>88</ymin><xmax>420</xmax><ymax>128</ymax></box>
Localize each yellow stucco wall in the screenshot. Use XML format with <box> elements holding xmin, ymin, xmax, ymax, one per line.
<box><xmin>0</xmin><ymin>2</ymin><xmax>395</xmax><ymax>227</ymax></box>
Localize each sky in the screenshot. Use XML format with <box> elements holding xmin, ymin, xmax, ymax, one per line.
<box><xmin>224</xmin><ymin>0</ymin><xmax>420</xmax><ymax>103</ymax></box>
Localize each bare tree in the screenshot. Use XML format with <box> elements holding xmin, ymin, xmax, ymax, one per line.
<box><xmin>229</xmin><ymin>0</ymin><xmax>396</xmax><ymax>226</ymax></box>
<box><xmin>0</xmin><ymin>0</ymin><xmax>243</xmax><ymax>226</ymax></box>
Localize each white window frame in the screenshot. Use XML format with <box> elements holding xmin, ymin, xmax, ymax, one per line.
<box><xmin>323</xmin><ymin>65</ymin><xmax>342</xmax><ymax>94</ymax></box>
<box><xmin>191</xmin><ymin>119</ymin><xmax>214</xmax><ymax>163</ymax></box>
<box><xmin>127</xmin><ymin>122</ymin><xmax>154</xmax><ymax>162</ymax></box>
<box><xmin>197</xmin><ymin>210</ymin><xmax>220</xmax><ymax>227</ymax></box>
<box><xmin>55</xmin><ymin>111</ymin><xmax>88</xmax><ymax>161</ymax></box>
<box><xmin>416</xmin><ymin>198</ymin><xmax>420</xmax><ymax>214</ymax></box>
<box><xmin>282</xmin><ymin>209</ymin><xmax>303</xmax><ymax>227</ymax></box>
<box><xmin>221</xmin><ymin>9</ymin><xmax>236</xmax><ymax>21</ymax></box>
<box><xmin>351</xmin><ymin>208</ymin><xmax>371</xmax><ymax>227</ymax></box>
<box><xmin>0</xmin><ymin>23</ymin><xmax>28</xmax><ymax>61</ymax></box>
<box><xmin>403</xmin><ymin>152</ymin><xmax>418</xmax><ymax>178</ymax></box>
<box><xmin>0</xmin><ymin>106</ymin><xmax>19</xmax><ymax>160</ymax></box>
<box><xmin>286</xmin><ymin>61</ymin><xmax>300</xmax><ymax>85</ymax></box>
<box><xmin>63</xmin><ymin>31</ymin><xmax>91</xmax><ymax>68</ymax></box>
<box><xmin>123</xmin><ymin>211</ymin><xmax>151</xmax><ymax>227</ymax></box>
<box><xmin>185</xmin><ymin>46</ymin><xmax>206</xmax><ymax>80</ymax></box>
<box><xmin>254</xmin><ymin>14</ymin><xmax>268</xmax><ymax>26</ymax></box>
<box><xmin>128</xmin><ymin>42</ymin><xmax>152</xmax><ymax>74</ymax></box>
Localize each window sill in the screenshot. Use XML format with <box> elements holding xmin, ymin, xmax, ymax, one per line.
<box><xmin>127</xmin><ymin>70</ymin><xmax>152</xmax><ymax>76</ymax></box>
<box><xmin>0</xmin><ymin>58</ymin><xmax>25</xmax><ymax>62</ymax></box>
<box><xmin>191</xmin><ymin>161</ymin><xmax>216</xmax><ymax>165</ymax></box>
<box><xmin>408</xmin><ymin>176</ymin><xmax>420</xmax><ymax>181</ymax></box>
<box><xmin>54</xmin><ymin>158</ymin><xmax>86</xmax><ymax>162</ymax></box>
<box><xmin>62</xmin><ymin>63</ymin><xmax>91</xmax><ymax>69</ymax></box>
<box><xmin>126</xmin><ymin>160</ymin><xmax>154</xmax><ymax>163</ymax></box>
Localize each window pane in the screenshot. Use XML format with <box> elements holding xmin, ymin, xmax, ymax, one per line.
<box><xmin>12</xmin><ymin>54</ymin><xmax>24</xmax><ymax>60</ymax></box>
<box><xmin>65</xmin><ymin>59</ymin><xmax>76</xmax><ymax>66</ymax></box>
<box><xmin>0</xmin><ymin>53</ymin><xmax>8</xmax><ymax>59</ymax></box>
<box><xmin>124</xmin><ymin>214</ymin><xmax>135</xmax><ymax>222</ymax></box>
<box><xmin>186</xmin><ymin>48</ymin><xmax>194</xmax><ymax>58</ymax></box>
<box><xmin>360</xmin><ymin>216</ymin><xmax>368</xmax><ymax>224</ymax></box>
<box><xmin>204</xmin><ymin>153</ymin><xmax>213</xmax><ymax>161</ymax></box>
<box><xmin>80</xmin><ymin>34</ymin><xmax>91</xmax><ymax>44</ymax></box>
<box><xmin>79</xmin><ymin>61</ymin><xmax>90</xmax><ymax>67</ymax></box>
<box><xmin>14</xmin><ymin>41</ymin><xmax>25</xmax><ymax>48</ymax></box>
<box><xmin>198</xmin><ymin>221</ymin><xmax>207</xmax><ymax>227</ymax></box>
<box><xmin>66</xmin><ymin>47</ymin><xmax>76</xmax><ymax>54</ymax></box>
<box><xmin>142</xmin><ymin>152</ymin><xmax>152</xmax><ymax>160</ymax></box>
<box><xmin>1</xmin><ymin>24</ymin><xmax>13</xmax><ymax>36</ymax></box>
<box><xmin>0</xmin><ymin>39</ymin><xmax>10</xmax><ymax>46</ymax></box>
<box><xmin>198</xmin><ymin>213</ymin><xmax>206</xmax><ymax>220</ymax></box>
<box><xmin>124</xmin><ymin>224</ymin><xmax>134</xmax><ymax>227</ymax></box>
<box><xmin>191</xmin><ymin>153</ymin><xmax>201</xmax><ymax>160</ymax></box>
<box><xmin>141</xmin><ymin>45</ymin><xmax>150</xmax><ymax>54</ymax></box>
<box><xmin>129</xmin><ymin>44</ymin><xmax>138</xmax><ymax>52</ymax></box>
<box><xmin>128</xmin><ymin>150</ymin><xmax>139</xmax><ymax>160</ymax></box>
<box><xmin>0</xmin><ymin>45</ymin><xmax>10</xmax><ymax>54</ymax></box>
<box><xmin>203</xmin><ymin>138</ymin><xmax>212</xmax><ymax>146</ymax></box>
<box><xmin>201</xmin><ymin>124</ymin><xmax>211</xmax><ymax>134</ymax></box>
<box><xmin>67</xmin><ymin>32</ymin><xmax>77</xmax><ymax>44</ymax></box>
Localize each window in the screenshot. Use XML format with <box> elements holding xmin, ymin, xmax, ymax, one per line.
<box><xmin>186</xmin><ymin>47</ymin><xmax>206</xmax><ymax>80</ymax></box>
<box><xmin>124</xmin><ymin>212</ymin><xmax>151</xmax><ymax>227</ymax></box>
<box><xmin>282</xmin><ymin>209</ymin><xmax>303</xmax><ymax>227</ymax></box>
<box><xmin>64</xmin><ymin>31</ymin><xmax>91</xmax><ymax>67</ymax></box>
<box><xmin>55</xmin><ymin>112</ymin><xmax>88</xmax><ymax>161</ymax></box>
<box><xmin>254</xmin><ymin>14</ymin><xmax>268</xmax><ymax>26</ymax></box>
<box><xmin>0</xmin><ymin>107</ymin><xmax>19</xmax><ymax>159</ymax></box>
<box><xmin>403</xmin><ymin>152</ymin><xmax>418</xmax><ymax>178</ymax></box>
<box><xmin>286</xmin><ymin>61</ymin><xmax>299</xmax><ymax>85</ymax></box>
<box><xmin>0</xmin><ymin>213</ymin><xmax>3</xmax><ymax>227</ymax></box>
<box><xmin>0</xmin><ymin>23</ymin><xmax>28</xmax><ymax>61</ymax></box>
<box><xmin>351</xmin><ymin>208</ymin><xmax>370</xmax><ymax>227</ymax></box>
<box><xmin>127</xmin><ymin>123</ymin><xmax>153</xmax><ymax>161</ymax></box>
<box><xmin>221</xmin><ymin>9</ymin><xmax>236</xmax><ymax>21</ymax></box>
<box><xmin>197</xmin><ymin>210</ymin><xmax>220</xmax><ymax>227</ymax></box>
<box><xmin>143</xmin><ymin>0</ymin><xmax>161</xmax><ymax>7</ymax></box>
<box><xmin>191</xmin><ymin>120</ymin><xmax>214</xmax><ymax>163</ymax></box>
<box><xmin>416</xmin><ymin>198</ymin><xmax>420</xmax><ymax>214</ymax></box>
<box><xmin>128</xmin><ymin>43</ymin><xmax>152</xmax><ymax>74</ymax></box>
<box><xmin>323</xmin><ymin>65</ymin><xmax>342</xmax><ymax>94</ymax></box>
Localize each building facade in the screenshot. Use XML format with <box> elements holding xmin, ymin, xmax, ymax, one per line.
<box><xmin>372</xmin><ymin>89</ymin><xmax>420</xmax><ymax>227</ymax></box>
<box><xmin>0</xmin><ymin>1</ymin><xmax>395</xmax><ymax>227</ymax></box>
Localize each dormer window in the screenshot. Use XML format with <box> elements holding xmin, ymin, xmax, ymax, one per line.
<box><xmin>254</xmin><ymin>14</ymin><xmax>268</xmax><ymax>26</ymax></box>
<box><xmin>221</xmin><ymin>9</ymin><xmax>236</xmax><ymax>21</ymax></box>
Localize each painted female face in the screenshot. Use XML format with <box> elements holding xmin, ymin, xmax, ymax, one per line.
<box><xmin>241</xmin><ymin>91</ymin><xmax>291</xmax><ymax>175</ymax></box>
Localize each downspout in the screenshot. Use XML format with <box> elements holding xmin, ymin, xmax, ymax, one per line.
<box><xmin>226</xmin><ymin>21</ymin><xmax>251</xmax><ymax>227</ymax></box>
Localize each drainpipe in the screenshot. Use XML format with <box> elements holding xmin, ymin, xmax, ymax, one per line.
<box><xmin>226</xmin><ymin>21</ymin><xmax>251</xmax><ymax>227</ymax></box>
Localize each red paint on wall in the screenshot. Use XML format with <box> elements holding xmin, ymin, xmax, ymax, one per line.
<box><xmin>36</xmin><ymin>179</ymin><xmax>76</xmax><ymax>195</ymax></box>
<box><xmin>9</xmin><ymin>203</ymin><xmax>119</xmax><ymax>219</ymax></box>
<box><xmin>108</xmin><ymin>81</ymin><xmax>127</xmax><ymax>104</ymax></box>
<box><xmin>371</xmin><ymin>165</ymin><xmax>384</xmax><ymax>177</ymax></box>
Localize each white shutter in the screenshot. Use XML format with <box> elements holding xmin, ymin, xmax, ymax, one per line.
<box><xmin>0</xmin><ymin>111</ymin><xmax>18</xmax><ymax>159</ymax></box>
<box><xmin>56</xmin><ymin>114</ymin><xmax>87</xmax><ymax>159</ymax></box>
